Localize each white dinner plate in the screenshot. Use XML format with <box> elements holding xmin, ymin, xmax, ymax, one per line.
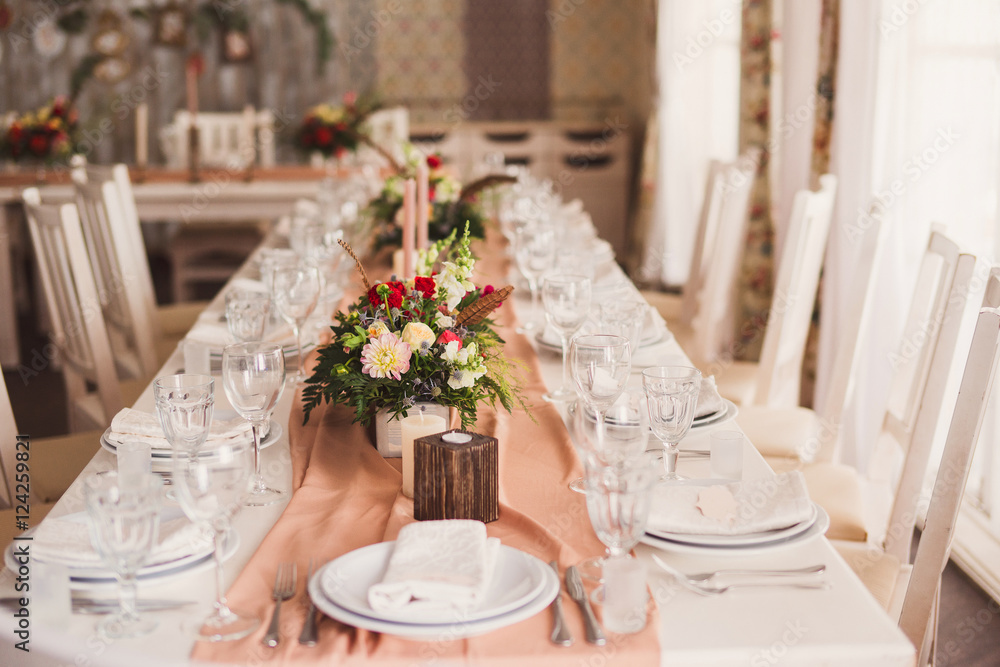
<box><xmin>647</xmin><ymin>503</ymin><xmax>819</xmax><ymax>547</ymax></box>
<box><xmin>320</xmin><ymin>542</ymin><xmax>550</xmax><ymax>625</ymax></box>
<box><xmin>535</xmin><ymin>322</ymin><xmax>667</xmax><ymax>353</ymax></box>
<box><xmin>308</xmin><ymin>553</ymin><xmax>559</xmax><ymax>640</ymax></box>
<box><xmin>3</xmin><ymin>513</ymin><xmax>236</xmax><ymax>590</ymax></box>
<box><xmin>100</xmin><ymin>422</ymin><xmax>282</xmax><ymax>459</ymax></box>
<box><xmin>689</xmin><ymin>400</ymin><xmax>738</xmax><ymax>430</ymax></box>
<box><xmin>640</xmin><ymin>505</ymin><xmax>830</xmax><ymax>556</ymax></box>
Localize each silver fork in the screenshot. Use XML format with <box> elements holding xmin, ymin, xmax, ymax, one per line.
<box><xmin>652</xmin><ymin>555</ymin><xmax>829</xmax><ymax>596</ymax></box>
<box><xmin>685</xmin><ymin>564</ymin><xmax>826</xmax><ymax>583</ymax></box>
<box><xmin>298</xmin><ymin>558</ymin><xmax>320</xmax><ymax>647</ymax></box>
<box><xmin>263</xmin><ymin>562</ymin><xmax>297</xmax><ymax>647</ymax></box>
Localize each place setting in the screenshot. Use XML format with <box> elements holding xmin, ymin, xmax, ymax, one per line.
<box><xmin>305</xmin><ymin>520</ymin><xmax>560</xmax><ymax>640</ymax></box>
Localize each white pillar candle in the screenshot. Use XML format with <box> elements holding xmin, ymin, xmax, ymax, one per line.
<box><xmin>135</xmin><ymin>103</ymin><xmax>148</xmax><ymax>167</ymax></box>
<box><xmin>241</xmin><ymin>104</ymin><xmax>256</xmax><ymax>164</ymax></box>
<box><xmin>401</xmin><ymin>411</ymin><xmax>447</xmax><ymax>498</ymax></box>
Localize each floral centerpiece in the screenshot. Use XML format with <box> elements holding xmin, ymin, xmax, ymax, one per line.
<box><xmin>1</xmin><ymin>96</ymin><xmax>77</xmax><ymax>163</ymax></box>
<box><xmin>296</xmin><ymin>91</ymin><xmax>380</xmax><ymax>159</ymax></box>
<box><xmin>368</xmin><ymin>151</ymin><xmax>515</xmax><ymax>251</ymax></box>
<box><xmin>302</xmin><ymin>225</ymin><xmax>528</xmax><ymax>431</ymax></box>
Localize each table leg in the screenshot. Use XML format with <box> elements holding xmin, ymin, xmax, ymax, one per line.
<box><xmin>0</xmin><ymin>203</ymin><xmax>20</xmax><ymax>368</ymax></box>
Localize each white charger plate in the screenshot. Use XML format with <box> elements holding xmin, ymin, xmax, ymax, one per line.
<box><xmin>689</xmin><ymin>400</ymin><xmax>738</xmax><ymax>430</ymax></box>
<box><xmin>535</xmin><ymin>322</ymin><xmax>667</xmax><ymax>352</ymax></box>
<box><xmin>320</xmin><ymin>542</ymin><xmax>549</xmax><ymax>625</ymax></box>
<box><xmin>647</xmin><ymin>503</ymin><xmax>819</xmax><ymax>547</ymax></box>
<box><xmin>308</xmin><ymin>547</ymin><xmax>559</xmax><ymax>639</ymax></box>
<box><xmin>100</xmin><ymin>422</ymin><xmax>282</xmax><ymax>459</ymax></box>
<box><xmin>640</xmin><ymin>506</ymin><xmax>830</xmax><ymax>556</ymax></box>
<box><xmin>3</xmin><ymin>511</ymin><xmax>236</xmax><ymax>590</ymax></box>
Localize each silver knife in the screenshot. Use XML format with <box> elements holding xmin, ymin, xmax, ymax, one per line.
<box><xmin>565</xmin><ymin>565</ymin><xmax>606</xmax><ymax>646</ymax></box>
<box><xmin>548</xmin><ymin>561</ymin><xmax>573</xmax><ymax>646</ymax></box>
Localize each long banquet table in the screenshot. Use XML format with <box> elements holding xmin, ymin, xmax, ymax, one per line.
<box><xmin>0</xmin><ymin>228</ymin><xmax>916</xmax><ymax>666</ymax></box>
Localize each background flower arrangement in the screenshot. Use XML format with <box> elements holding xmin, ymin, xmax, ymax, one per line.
<box><xmin>296</xmin><ymin>91</ymin><xmax>381</xmax><ymax>159</ymax></box>
<box><xmin>1</xmin><ymin>97</ymin><xmax>77</xmax><ymax>163</ymax></box>
<box><xmin>302</xmin><ymin>226</ymin><xmax>528</xmax><ymax>430</ymax></box>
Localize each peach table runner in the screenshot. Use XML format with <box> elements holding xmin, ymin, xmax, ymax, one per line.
<box><xmin>192</xmin><ymin>234</ymin><xmax>661</xmax><ymax>666</ymax></box>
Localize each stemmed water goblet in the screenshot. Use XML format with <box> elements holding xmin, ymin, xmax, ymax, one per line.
<box><xmin>272</xmin><ymin>262</ymin><xmax>322</xmax><ymax>384</ymax></box>
<box><xmin>225</xmin><ymin>289</ymin><xmax>270</xmax><ymax>343</ymax></box>
<box><xmin>222</xmin><ymin>342</ymin><xmax>286</xmax><ymax>506</ymax></box>
<box><xmin>514</xmin><ymin>225</ymin><xmax>556</xmax><ymax>333</ymax></box>
<box><xmin>84</xmin><ymin>471</ymin><xmax>163</xmax><ymax>639</ymax></box>
<box><xmin>154</xmin><ymin>374</ymin><xmax>215</xmax><ymax>452</ymax></box>
<box><xmin>642</xmin><ymin>366</ymin><xmax>702</xmax><ymax>481</ymax></box>
<box><xmin>582</xmin><ymin>461</ymin><xmax>656</xmax><ymax>587</ymax></box>
<box><xmin>172</xmin><ymin>437</ymin><xmax>257</xmax><ymax>641</ymax></box>
<box><xmin>541</xmin><ymin>273</ymin><xmax>591</xmax><ymax>402</ymax></box>
<box><xmin>567</xmin><ymin>334</ymin><xmax>631</xmax><ymax>493</ymax></box>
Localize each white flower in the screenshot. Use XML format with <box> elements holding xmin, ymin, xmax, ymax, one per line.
<box><xmin>400</xmin><ymin>322</ymin><xmax>435</xmax><ymax>352</ymax></box>
<box><xmin>441</xmin><ymin>339</ymin><xmax>462</xmax><ymax>363</ymax></box>
<box><xmin>434</xmin><ymin>311</ymin><xmax>455</xmax><ymax>329</ymax></box>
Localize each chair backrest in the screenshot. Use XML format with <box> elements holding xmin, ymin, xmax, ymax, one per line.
<box><xmin>72</xmin><ymin>169</ymin><xmax>159</xmax><ymax>378</ymax></box>
<box><xmin>809</xmin><ymin>201</ymin><xmax>892</xmax><ymax>462</ymax></box>
<box><xmin>689</xmin><ymin>150</ymin><xmax>760</xmax><ymax>362</ymax></box>
<box><xmin>0</xmin><ymin>373</ymin><xmax>18</xmax><ymax>508</ymax></box>
<box><xmin>362</xmin><ymin>107</ymin><xmax>409</xmax><ymax>164</ymax></box>
<box><xmin>881</xmin><ymin>252</ymin><xmax>982</xmax><ymax>562</ymax></box>
<box><xmin>898</xmin><ymin>306</ymin><xmax>1000</xmax><ymax>665</ymax></box>
<box><xmin>160</xmin><ymin>108</ymin><xmax>276</xmax><ymax>169</ymax></box>
<box><xmin>750</xmin><ymin>174</ymin><xmax>838</xmax><ymax>408</ymax></box>
<box><xmin>22</xmin><ymin>189</ymin><xmax>123</xmax><ymax>432</ymax></box>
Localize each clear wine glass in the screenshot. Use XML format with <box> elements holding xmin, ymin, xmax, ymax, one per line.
<box><xmin>642</xmin><ymin>366</ymin><xmax>702</xmax><ymax>481</ymax></box>
<box><xmin>568</xmin><ymin>334</ymin><xmax>631</xmax><ymax>493</ymax></box>
<box><xmin>172</xmin><ymin>438</ymin><xmax>257</xmax><ymax>641</ymax></box>
<box><xmin>597</xmin><ymin>300</ymin><xmax>649</xmax><ymax>355</ymax></box>
<box><xmin>154</xmin><ymin>374</ymin><xmax>215</xmax><ymax>452</ymax></box>
<box><xmin>541</xmin><ymin>274</ymin><xmax>591</xmax><ymax>402</ymax></box>
<box><xmin>84</xmin><ymin>471</ymin><xmax>163</xmax><ymax>639</ymax></box>
<box><xmin>222</xmin><ymin>342</ymin><xmax>286</xmax><ymax>506</ymax></box>
<box><xmin>514</xmin><ymin>225</ymin><xmax>556</xmax><ymax>333</ymax></box>
<box><xmin>582</xmin><ymin>461</ymin><xmax>656</xmax><ymax>585</ymax></box>
<box><xmin>225</xmin><ymin>289</ymin><xmax>270</xmax><ymax>343</ymax></box>
<box><xmin>272</xmin><ymin>262</ymin><xmax>322</xmax><ymax>384</ymax></box>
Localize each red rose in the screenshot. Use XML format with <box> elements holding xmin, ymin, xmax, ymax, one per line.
<box><xmin>343</xmin><ymin>91</ymin><xmax>358</xmax><ymax>106</ymax></box>
<box><xmin>437</xmin><ymin>330</ymin><xmax>461</xmax><ymax>348</ymax></box>
<box><xmin>427</xmin><ymin>154</ymin><xmax>443</xmax><ymax>169</ymax></box>
<box><xmin>483</xmin><ymin>285</ymin><xmax>495</xmax><ymax>295</ymax></box>
<box><xmin>28</xmin><ymin>134</ymin><xmax>49</xmax><ymax>156</ymax></box>
<box><xmin>414</xmin><ymin>276</ymin><xmax>436</xmax><ymax>299</ymax></box>
<box><xmin>368</xmin><ymin>281</ymin><xmax>406</xmax><ymax>310</ymax></box>
<box><xmin>314</xmin><ymin>127</ymin><xmax>333</xmax><ymax>147</ymax></box>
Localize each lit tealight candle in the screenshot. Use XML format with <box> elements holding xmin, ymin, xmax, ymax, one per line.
<box><xmin>401</xmin><ymin>410</ymin><xmax>446</xmax><ymax>498</ymax></box>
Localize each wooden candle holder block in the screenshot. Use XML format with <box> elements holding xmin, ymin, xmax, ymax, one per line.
<box><xmin>413</xmin><ymin>429</ymin><xmax>498</xmax><ymax>523</ymax></box>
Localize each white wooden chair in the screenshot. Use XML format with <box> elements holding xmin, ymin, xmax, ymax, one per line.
<box><xmin>840</xmin><ymin>306</ymin><xmax>1000</xmax><ymax>665</ymax></box>
<box><xmin>73</xmin><ymin>163</ymin><xmax>203</xmax><ymax>367</ymax></box>
<box><xmin>645</xmin><ymin>148</ymin><xmax>762</xmax><ymax>329</ymax></box>
<box><xmin>22</xmin><ymin>189</ymin><xmax>141</xmax><ymax>432</ymax></box>
<box><xmin>737</xmin><ymin>201</ymin><xmax>891</xmax><ymax>465</ymax></box>
<box><xmin>0</xmin><ymin>372</ymin><xmax>98</xmax><ymax>547</ymax></box>
<box><xmin>711</xmin><ymin>174</ymin><xmax>838</xmax><ymax>408</ymax></box>
<box><xmin>160</xmin><ymin>108</ymin><xmax>276</xmax><ymax>169</ymax></box>
<box><xmin>665</xmin><ymin>151</ymin><xmax>760</xmax><ymax>359</ymax></box>
<box><xmin>760</xmin><ymin>232</ymin><xmax>974</xmax><ymax>544</ymax></box>
<box><xmin>362</xmin><ymin>107</ymin><xmax>409</xmax><ymax>166</ymax></box>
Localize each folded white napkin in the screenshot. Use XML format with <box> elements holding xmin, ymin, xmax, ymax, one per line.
<box><xmin>648</xmin><ymin>471</ymin><xmax>814</xmax><ymax>536</ymax></box>
<box><xmin>186</xmin><ymin>316</ymin><xmax>294</xmax><ymax>348</ymax></box>
<box><xmin>368</xmin><ymin>520</ymin><xmax>501</xmax><ymax>615</ymax></box>
<box><xmin>107</xmin><ymin>408</ymin><xmax>260</xmax><ymax>450</ymax></box>
<box><xmin>32</xmin><ymin>513</ymin><xmax>212</xmax><ymax>567</ymax></box>
<box><xmin>695</xmin><ymin>375</ymin><xmax>725</xmax><ymax>419</ymax></box>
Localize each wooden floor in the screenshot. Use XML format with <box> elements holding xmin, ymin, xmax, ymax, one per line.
<box><xmin>6</xmin><ymin>302</ymin><xmax>1000</xmax><ymax>665</ymax></box>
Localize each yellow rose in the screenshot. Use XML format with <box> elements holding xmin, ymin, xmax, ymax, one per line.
<box><xmin>366</xmin><ymin>321</ymin><xmax>389</xmax><ymax>338</ymax></box>
<box><xmin>401</xmin><ymin>322</ymin><xmax>435</xmax><ymax>352</ymax></box>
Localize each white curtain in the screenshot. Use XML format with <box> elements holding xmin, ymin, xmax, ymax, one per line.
<box><xmin>640</xmin><ymin>0</ymin><xmax>741</xmax><ymax>287</ymax></box>
<box><xmin>817</xmin><ymin>0</ymin><xmax>1000</xmax><ymax>473</ymax></box>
